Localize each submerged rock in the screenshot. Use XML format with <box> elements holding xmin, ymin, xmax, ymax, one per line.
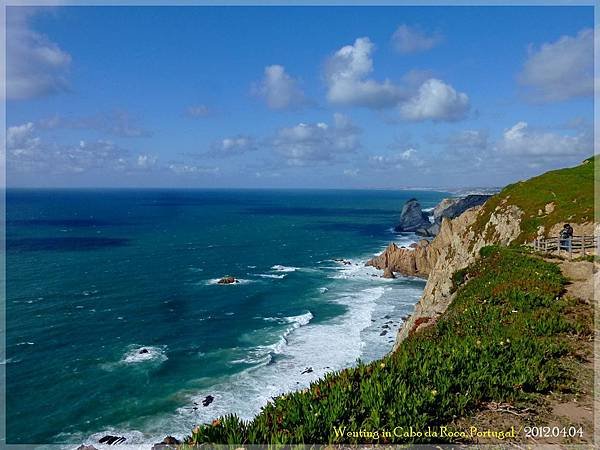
<box><xmin>217</xmin><ymin>276</ymin><xmax>238</xmax><ymax>284</ymax></box>
<box><xmin>76</xmin><ymin>446</ymin><xmax>98</xmax><ymax>450</ymax></box>
<box><xmin>301</xmin><ymin>367</ymin><xmax>313</xmax><ymax>374</ymax></box>
<box><xmin>202</xmin><ymin>395</ymin><xmax>214</xmax><ymax>406</ymax></box>
<box><xmin>139</xmin><ymin>348</ymin><xmax>149</xmax><ymax>354</ymax></box>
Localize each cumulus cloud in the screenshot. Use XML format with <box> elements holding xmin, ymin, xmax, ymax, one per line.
<box><xmin>136</xmin><ymin>154</ymin><xmax>158</xmax><ymax>170</ymax></box>
<box><xmin>325</xmin><ymin>37</ymin><xmax>405</xmax><ymax>109</ymax></box>
<box><xmin>253</xmin><ymin>65</ymin><xmax>306</xmax><ymax>110</ymax></box>
<box><xmin>38</xmin><ymin>110</ymin><xmax>151</xmax><ymax>138</ymax></box>
<box><xmin>167</xmin><ymin>163</ymin><xmax>219</xmax><ymax>175</ymax></box>
<box><xmin>519</xmin><ymin>28</ymin><xmax>594</xmax><ymax>102</ymax></box>
<box><xmin>210</xmin><ymin>135</ymin><xmax>257</xmax><ymax>157</ymax></box>
<box><xmin>400</xmin><ymin>78</ymin><xmax>470</xmax><ymax>122</ymax></box>
<box><xmin>272</xmin><ymin>113</ymin><xmax>361</xmax><ymax>165</ymax></box>
<box><xmin>6</xmin><ymin>122</ymin><xmax>155</xmax><ymax>174</ymax></box>
<box><xmin>391</xmin><ymin>24</ymin><xmax>443</xmax><ymax>54</ymax></box>
<box><xmin>369</xmin><ymin>148</ymin><xmax>424</xmax><ymax>169</ymax></box>
<box><xmin>499</xmin><ymin>121</ymin><xmax>590</xmax><ymax>157</ymax></box>
<box><xmin>6</xmin><ymin>8</ymin><xmax>72</xmax><ymax>100</ymax></box>
<box><xmin>186</xmin><ymin>104</ymin><xmax>212</xmax><ymax>118</ymax></box>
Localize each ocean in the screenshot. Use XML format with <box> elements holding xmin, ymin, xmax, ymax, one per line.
<box><xmin>6</xmin><ymin>189</ymin><xmax>447</xmax><ymax>445</ymax></box>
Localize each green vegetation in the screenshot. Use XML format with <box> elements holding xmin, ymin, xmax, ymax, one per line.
<box><xmin>470</xmin><ymin>156</ymin><xmax>595</xmax><ymax>244</ymax></box>
<box><xmin>186</xmin><ymin>247</ymin><xmax>590</xmax><ymax>445</ymax></box>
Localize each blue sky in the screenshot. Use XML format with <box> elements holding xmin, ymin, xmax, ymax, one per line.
<box><xmin>6</xmin><ymin>6</ymin><xmax>595</xmax><ymax>188</ymax></box>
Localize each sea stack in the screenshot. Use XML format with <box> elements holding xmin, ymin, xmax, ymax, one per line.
<box><xmin>394</xmin><ymin>199</ymin><xmax>430</xmax><ymax>232</ymax></box>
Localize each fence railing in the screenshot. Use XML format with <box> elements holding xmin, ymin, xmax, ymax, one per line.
<box><xmin>532</xmin><ymin>235</ymin><xmax>597</xmax><ymax>258</ymax></box>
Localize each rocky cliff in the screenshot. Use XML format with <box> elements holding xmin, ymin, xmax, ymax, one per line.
<box><xmin>374</xmin><ymin>157</ymin><xmax>596</xmax><ymax>350</ymax></box>
<box><xmin>394</xmin><ymin>198</ymin><xmax>430</xmax><ymax>232</ymax></box>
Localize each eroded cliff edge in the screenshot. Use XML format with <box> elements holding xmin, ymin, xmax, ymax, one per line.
<box><xmin>369</xmin><ymin>157</ymin><xmax>596</xmax><ymax>350</ymax></box>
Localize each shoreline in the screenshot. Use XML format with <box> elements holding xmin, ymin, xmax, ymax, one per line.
<box><xmin>78</xmin><ymin>231</ymin><xmax>427</xmax><ymax>448</ymax></box>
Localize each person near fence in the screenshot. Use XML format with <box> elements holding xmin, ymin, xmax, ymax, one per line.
<box><xmin>559</xmin><ymin>223</ymin><xmax>573</xmax><ymax>251</ymax></box>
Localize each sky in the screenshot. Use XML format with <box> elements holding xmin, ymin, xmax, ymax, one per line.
<box><xmin>5</xmin><ymin>6</ymin><xmax>595</xmax><ymax>188</ymax></box>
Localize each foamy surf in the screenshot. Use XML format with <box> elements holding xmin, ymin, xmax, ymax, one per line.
<box><xmin>270</xmin><ymin>265</ymin><xmax>298</xmax><ymax>272</ymax></box>
<box><xmin>122</xmin><ymin>346</ymin><xmax>168</xmax><ymax>365</ymax></box>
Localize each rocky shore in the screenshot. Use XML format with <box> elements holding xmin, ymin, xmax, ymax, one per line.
<box><xmin>369</xmin><ymin>159</ymin><xmax>596</xmax><ymax>351</ymax></box>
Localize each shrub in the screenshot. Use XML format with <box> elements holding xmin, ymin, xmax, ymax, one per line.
<box><xmin>186</xmin><ymin>248</ymin><xmax>585</xmax><ymax>445</ymax></box>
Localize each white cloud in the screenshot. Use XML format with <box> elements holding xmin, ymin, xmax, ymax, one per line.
<box><xmin>37</xmin><ymin>110</ymin><xmax>150</xmax><ymax>138</ymax></box>
<box><xmin>369</xmin><ymin>147</ymin><xmax>424</xmax><ymax>169</ymax></box>
<box><xmin>211</xmin><ymin>135</ymin><xmax>257</xmax><ymax>156</ymax></box>
<box><xmin>6</xmin><ymin>122</ymin><xmax>156</xmax><ymax>174</ymax></box>
<box><xmin>343</xmin><ymin>168</ymin><xmax>359</xmax><ymax>176</ymax></box>
<box><xmin>519</xmin><ymin>28</ymin><xmax>594</xmax><ymax>102</ymax></box>
<box><xmin>167</xmin><ymin>164</ymin><xmax>219</xmax><ymax>175</ymax></box>
<box><xmin>253</xmin><ymin>65</ymin><xmax>306</xmax><ymax>110</ymax></box>
<box><xmin>186</xmin><ymin>104</ymin><xmax>212</xmax><ymax>118</ymax></box>
<box><xmin>7</xmin><ymin>122</ymin><xmax>39</xmax><ymax>151</ymax></box>
<box><xmin>391</xmin><ymin>24</ymin><xmax>442</xmax><ymax>54</ymax></box>
<box><xmin>500</xmin><ymin>121</ymin><xmax>590</xmax><ymax>157</ymax></box>
<box><xmin>273</xmin><ymin>113</ymin><xmax>361</xmax><ymax>165</ymax></box>
<box><xmin>136</xmin><ymin>154</ymin><xmax>158</xmax><ymax>169</ymax></box>
<box><xmin>400</xmin><ymin>78</ymin><xmax>470</xmax><ymax>122</ymax></box>
<box><xmin>6</xmin><ymin>9</ymin><xmax>72</xmax><ymax>100</ymax></box>
<box><xmin>325</xmin><ymin>37</ymin><xmax>405</xmax><ymax>109</ymax></box>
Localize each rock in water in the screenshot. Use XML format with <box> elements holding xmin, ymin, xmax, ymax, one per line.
<box><xmin>151</xmin><ymin>436</ymin><xmax>181</xmax><ymax>450</ymax></box>
<box><xmin>139</xmin><ymin>348</ymin><xmax>149</xmax><ymax>354</ymax></box>
<box><xmin>76</xmin><ymin>446</ymin><xmax>98</xmax><ymax>450</ymax></box>
<box><xmin>217</xmin><ymin>276</ymin><xmax>238</xmax><ymax>284</ymax></box>
<box><xmin>202</xmin><ymin>395</ymin><xmax>214</xmax><ymax>406</ymax></box>
<box><xmin>394</xmin><ymin>199</ymin><xmax>430</xmax><ymax>232</ymax></box>
<box><xmin>98</xmin><ymin>435</ymin><xmax>126</xmax><ymax>445</ymax></box>
<box><xmin>382</xmin><ymin>267</ymin><xmax>396</xmax><ymax>279</ymax></box>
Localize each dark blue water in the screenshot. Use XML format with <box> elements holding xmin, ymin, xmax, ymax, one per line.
<box><xmin>6</xmin><ymin>189</ymin><xmax>447</xmax><ymax>445</ymax></box>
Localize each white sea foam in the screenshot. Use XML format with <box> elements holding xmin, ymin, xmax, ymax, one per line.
<box><xmin>270</xmin><ymin>265</ymin><xmax>298</xmax><ymax>272</ymax></box>
<box><xmin>257</xmin><ymin>273</ymin><xmax>287</xmax><ymax>279</ymax></box>
<box><xmin>80</xmin><ymin>241</ymin><xmax>424</xmax><ymax>447</ymax></box>
<box><xmin>205</xmin><ymin>278</ymin><xmax>252</xmax><ymax>286</ymax></box>
<box><xmin>121</xmin><ymin>345</ymin><xmax>168</xmax><ymax>365</ymax></box>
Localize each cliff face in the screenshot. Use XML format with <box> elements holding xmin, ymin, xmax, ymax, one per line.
<box><xmin>391</xmin><ymin>203</ymin><xmax>524</xmax><ymax>348</ymax></box>
<box><xmin>380</xmin><ymin>157</ymin><xmax>596</xmax><ymax>350</ymax></box>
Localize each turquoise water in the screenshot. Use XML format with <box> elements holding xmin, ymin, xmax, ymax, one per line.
<box><xmin>6</xmin><ymin>189</ymin><xmax>447</xmax><ymax>445</ymax></box>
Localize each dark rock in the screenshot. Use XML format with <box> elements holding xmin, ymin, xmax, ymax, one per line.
<box><xmin>415</xmin><ymin>222</ymin><xmax>440</xmax><ymax>237</ymax></box>
<box><xmin>382</xmin><ymin>324</ymin><xmax>390</xmax><ymax>329</ymax></box>
<box><xmin>99</xmin><ymin>435</ymin><xmax>126</xmax><ymax>445</ymax></box>
<box><xmin>434</xmin><ymin>195</ymin><xmax>491</xmax><ymax>225</ymax></box>
<box><xmin>151</xmin><ymin>436</ymin><xmax>181</xmax><ymax>450</ymax></box>
<box><xmin>202</xmin><ymin>395</ymin><xmax>214</xmax><ymax>406</ymax></box>
<box><xmin>383</xmin><ymin>315</ymin><xmax>391</xmax><ymax>319</ymax></box>
<box><xmin>380</xmin><ymin>330</ymin><xmax>388</xmax><ymax>336</ymax></box>
<box><xmin>394</xmin><ymin>199</ymin><xmax>430</xmax><ymax>232</ymax></box>
<box><xmin>415</xmin><ymin>195</ymin><xmax>492</xmax><ymax>237</ymax></box>
<box><xmin>301</xmin><ymin>367</ymin><xmax>313</xmax><ymax>374</ymax></box>
<box><xmin>139</xmin><ymin>348</ymin><xmax>149</xmax><ymax>354</ymax></box>
<box><xmin>77</xmin><ymin>446</ymin><xmax>98</xmax><ymax>450</ymax></box>
<box><xmin>217</xmin><ymin>276</ymin><xmax>238</xmax><ymax>284</ymax></box>
<box><xmin>382</xmin><ymin>267</ymin><xmax>396</xmax><ymax>279</ymax></box>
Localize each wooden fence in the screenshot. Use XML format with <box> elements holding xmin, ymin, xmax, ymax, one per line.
<box><xmin>532</xmin><ymin>235</ymin><xmax>597</xmax><ymax>258</ymax></box>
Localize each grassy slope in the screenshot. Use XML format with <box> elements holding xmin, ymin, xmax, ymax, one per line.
<box><xmin>186</xmin><ymin>247</ymin><xmax>591</xmax><ymax>445</ymax></box>
<box><xmin>470</xmin><ymin>156</ymin><xmax>596</xmax><ymax>244</ymax></box>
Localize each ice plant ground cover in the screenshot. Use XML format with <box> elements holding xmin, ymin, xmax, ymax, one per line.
<box><xmin>186</xmin><ymin>246</ymin><xmax>591</xmax><ymax>444</ymax></box>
